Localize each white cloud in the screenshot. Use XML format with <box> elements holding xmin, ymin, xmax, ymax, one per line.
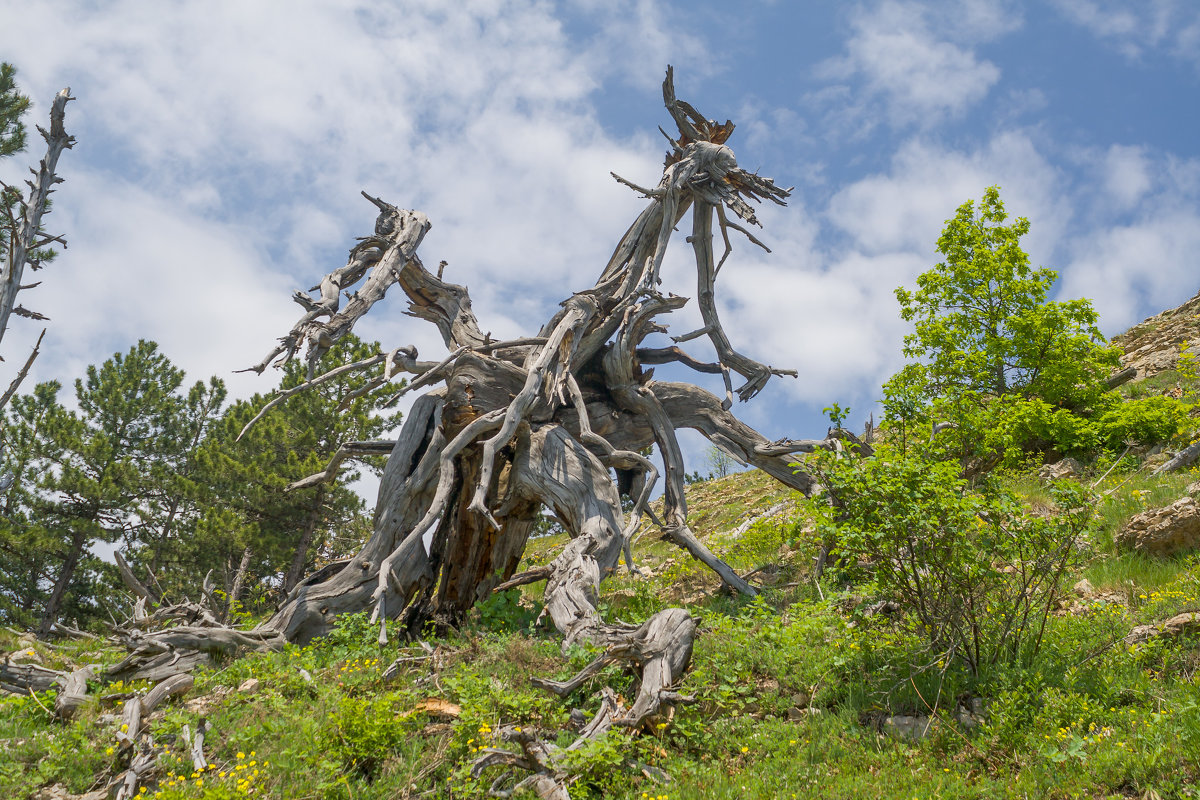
<box><xmin>941</xmin><ymin>0</ymin><xmax>1025</xmax><ymax>42</ymax></box>
<box><xmin>0</xmin><ymin>0</ymin><xmax>692</xmax><ymax>405</ymax></box>
<box><xmin>567</xmin><ymin>0</ymin><xmax>712</xmax><ymax>90</ymax></box>
<box><xmin>722</xmin><ymin>247</ymin><xmax>923</xmax><ymax>404</ymax></box>
<box><xmin>1056</xmin><ymin>147</ymin><xmax>1200</xmax><ymax>335</ymax></box>
<box><xmin>826</xmin><ymin>131</ymin><xmax>1069</xmax><ymax>261</ymax></box>
<box><xmin>817</xmin><ymin>0</ymin><xmax>1005</xmax><ymax>131</ymax></box>
<box><xmin>1100</xmin><ymin>145</ymin><xmax>1154</xmax><ymax>212</ymax></box>
<box><xmin>1058</xmin><ymin>210</ymin><xmax>1200</xmax><ymax>336</ymax></box>
<box><xmin>1</xmin><ymin>0</ymin><xmax>1196</xmax><ymax>473</ymax></box>
<box><xmin>1053</xmin><ymin>0</ymin><xmax>1200</xmax><ymax>68</ymax></box>
<box><xmin>5</xmin><ymin>169</ymin><xmax>296</xmax><ymax>401</ymax></box>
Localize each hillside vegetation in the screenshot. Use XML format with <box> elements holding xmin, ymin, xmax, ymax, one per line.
<box><xmin>5</xmin><ymin>165</ymin><xmax>1200</xmax><ymax>799</ymax></box>
<box><xmin>6</xmin><ymin>331</ymin><xmax>1200</xmax><ymax>798</ymax></box>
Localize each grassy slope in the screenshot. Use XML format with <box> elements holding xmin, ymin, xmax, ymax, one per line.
<box><xmin>7</xmin><ymin>336</ymin><xmax>1200</xmax><ymax>798</ymax></box>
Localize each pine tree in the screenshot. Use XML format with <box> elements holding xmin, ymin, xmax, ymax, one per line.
<box><xmin>0</xmin><ymin>381</ymin><xmax>65</xmax><ymax>626</ymax></box>
<box><xmin>130</xmin><ymin>376</ymin><xmax>227</xmax><ymax>596</ymax></box>
<box><xmin>191</xmin><ymin>334</ymin><xmax>403</xmax><ymax>613</ymax></box>
<box><xmin>37</xmin><ymin>341</ymin><xmax>188</xmax><ymax>633</ymax></box>
<box><xmin>0</xmin><ymin>63</ymin><xmax>29</xmax><ymax>158</ymax></box>
<box><xmin>0</xmin><ymin>64</ymin><xmax>30</xmax><ymax>260</ymax></box>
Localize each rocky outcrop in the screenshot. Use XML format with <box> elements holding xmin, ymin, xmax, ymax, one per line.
<box><xmin>1039</xmin><ymin>457</ymin><xmax>1082</xmax><ymax>480</ymax></box>
<box><xmin>1125</xmin><ymin>612</ymin><xmax>1200</xmax><ymax>645</ymax></box>
<box><xmin>1112</xmin><ymin>289</ymin><xmax>1200</xmax><ymax>380</ymax></box>
<box><xmin>1116</xmin><ymin>496</ymin><xmax>1200</xmax><ymax>556</ymax></box>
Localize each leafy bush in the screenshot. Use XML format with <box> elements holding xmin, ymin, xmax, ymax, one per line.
<box><xmin>320</xmin><ymin>693</ymin><xmax>413</xmax><ymax>777</ymax></box>
<box><xmin>1095</xmin><ymin>395</ymin><xmax>1190</xmax><ymax>449</ymax></box>
<box><xmin>807</xmin><ymin>447</ymin><xmax>1093</xmax><ymax>678</ymax></box>
<box><xmin>473</xmin><ymin>588</ymin><xmax>539</xmax><ymax>633</ymax></box>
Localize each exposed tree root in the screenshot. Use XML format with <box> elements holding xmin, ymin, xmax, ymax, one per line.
<box><xmin>7</xmin><ymin>68</ymin><xmax>856</xmax><ymax>799</ymax></box>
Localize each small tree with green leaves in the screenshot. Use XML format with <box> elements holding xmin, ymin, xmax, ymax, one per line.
<box><xmin>888</xmin><ymin>187</ymin><xmax>1119</xmax><ymax>469</ymax></box>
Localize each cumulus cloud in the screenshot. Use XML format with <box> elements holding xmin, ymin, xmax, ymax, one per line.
<box><xmin>0</xmin><ymin>0</ymin><xmax>696</xmax><ymax>406</ymax></box>
<box><xmin>1057</xmin><ymin>149</ymin><xmax>1200</xmax><ymax>335</ymax></box>
<box><xmin>826</xmin><ymin>131</ymin><xmax>1070</xmax><ymax>261</ymax></box>
<box><xmin>1</xmin><ymin>0</ymin><xmax>1196</xmax><ymax>468</ymax></box>
<box><xmin>1059</xmin><ymin>211</ymin><xmax>1200</xmax><ymax>335</ymax></box>
<box><xmin>815</xmin><ymin>0</ymin><xmax>1007</xmax><ymax>132</ymax></box>
<box><xmin>1099</xmin><ymin>145</ymin><xmax>1154</xmax><ymax>212</ymax></box>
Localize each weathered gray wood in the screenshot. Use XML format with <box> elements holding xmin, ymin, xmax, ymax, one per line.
<box><xmin>0</xmin><ymin>659</ymin><xmax>64</xmax><ymax>694</ymax></box>
<box><xmin>190</xmin><ymin>718</ymin><xmax>209</xmax><ymax>770</ymax></box>
<box><xmin>119</xmin><ymin>67</ymin><xmax>848</xmax><ymax>799</ymax></box>
<box><xmin>0</xmin><ymin>328</ymin><xmax>44</xmax><ymax>411</ymax></box>
<box><xmin>287</xmin><ymin>439</ymin><xmax>397</xmax><ymax>491</ymax></box>
<box><xmin>0</xmin><ymin>88</ymin><xmax>74</xmax><ymax>351</ymax></box>
<box><xmin>1153</xmin><ymin>440</ymin><xmax>1200</xmax><ymax>475</ymax></box>
<box><xmin>53</xmin><ymin>664</ymin><xmax>94</xmax><ymax>719</ymax></box>
<box><xmin>114</xmin><ymin>551</ymin><xmax>157</xmax><ymax>609</ymax></box>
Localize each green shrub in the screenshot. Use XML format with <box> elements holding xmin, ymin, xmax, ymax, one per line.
<box><xmin>1096</xmin><ymin>395</ymin><xmax>1190</xmax><ymax>449</ymax></box>
<box><xmin>473</xmin><ymin>588</ymin><xmax>539</xmax><ymax>633</ymax></box>
<box><xmin>993</xmin><ymin>396</ymin><xmax>1099</xmax><ymax>461</ymax></box>
<box><xmin>320</xmin><ymin>693</ymin><xmax>412</xmax><ymax>776</ymax></box>
<box><xmin>806</xmin><ymin>447</ymin><xmax>1093</xmax><ymax>678</ymax></box>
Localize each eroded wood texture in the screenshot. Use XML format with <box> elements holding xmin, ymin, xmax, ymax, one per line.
<box><xmin>120</xmin><ymin>67</ymin><xmax>848</xmax><ymax>799</ymax></box>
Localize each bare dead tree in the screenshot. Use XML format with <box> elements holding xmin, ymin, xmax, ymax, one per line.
<box><xmin>24</xmin><ymin>69</ymin><xmax>846</xmax><ymax>799</ymax></box>
<box><xmin>0</xmin><ymin>85</ymin><xmax>74</xmax><ymax>405</ymax></box>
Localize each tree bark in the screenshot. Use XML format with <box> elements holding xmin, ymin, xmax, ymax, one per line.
<box><xmin>38</xmin><ymin>528</ymin><xmax>87</xmax><ymax>637</ymax></box>
<box><xmin>225</xmin><ymin>545</ymin><xmax>252</xmax><ymax>621</ymax></box>
<box><xmin>115</xmin><ymin>67</ymin><xmax>849</xmax><ymax>798</ymax></box>
<box><xmin>0</xmin><ymin>88</ymin><xmax>74</xmax><ymax>349</ymax></box>
<box><xmin>283</xmin><ymin>484</ymin><xmax>325</xmax><ymax>594</ymax></box>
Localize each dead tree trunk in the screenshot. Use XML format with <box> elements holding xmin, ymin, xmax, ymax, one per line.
<box><xmin>112</xmin><ymin>68</ymin><xmax>842</xmax><ymax>798</ymax></box>
<box><xmin>0</xmin><ymin>86</ymin><xmax>74</xmax><ymax>401</ymax></box>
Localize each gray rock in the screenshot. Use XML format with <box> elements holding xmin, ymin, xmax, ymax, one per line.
<box><xmin>1117</xmin><ymin>496</ymin><xmax>1200</xmax><ymax>556</ymax></box>
<box><xmin>1039</xmin><ymin>458</ymin><xmax>1082</xmax><ymax>480</ymax></box>
<box><xmin>883</xmin><ymin>714</ymin><xmax>933</xmax><ymax>741</ymax></box>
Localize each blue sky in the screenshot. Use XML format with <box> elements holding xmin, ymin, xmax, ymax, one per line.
<box><xmin>1</xmin><ymin>0</ymin><xmax>1198</xmax><ymax>476</ymax></box>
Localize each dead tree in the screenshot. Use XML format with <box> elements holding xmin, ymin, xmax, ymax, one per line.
<box><xmin>0</xmin><ymin>85</ymin><xmax>74</xmax><ymax>407</ymax></box>
<box><xmin>40</xmin><ymin>69</ymin><xmax>842</xmax><ymax>799</ymax></box>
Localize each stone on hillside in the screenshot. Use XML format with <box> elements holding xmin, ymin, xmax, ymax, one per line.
<box><xmin>9</xmin><ymin>647</ymin><xmax>42</xmax><ymax>665</ymax></box>
<box><xmin>1124</xmin><ymin>612</ymin><xmax>1200</xmax><ymax>645</ymax></box>
<box><xmin>1111</xmin><ymin>287</ymin><xmax>1200</xmax><ymax>380</ymax></box>
<box><xmin>1039</xmin><ymin>458</ymin><xmax>1081</xmax><ymax>480</ymax></box>
<box><xmin>237</xmin><ymin>678</ymin><xmax>259</xmax><ymax>694</ymax></box>
<box><xmin>882</xmin><ymin>715</ymin><xmax>932</xmax><ymax>741</ymax></box>
<box><xmin>1073</xmin><ymin>578</ymin><xmax>1095</xmax><ymax>595</ymax></box>
<box><xmin>1186</xmin><ymin>481</ymin><xmax>1200</xmax><ymax>496</ymax></box>
<box><xmin>1116</xmin><ymin>496</ymin><xmax>1200</xmax><ymax>556</ymax></box>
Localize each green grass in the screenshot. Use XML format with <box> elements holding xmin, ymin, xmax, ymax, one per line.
<box><xmin>7</xmin><ymin>464</ymin><xmax>1200</xmax><ymax>800</ymax></box>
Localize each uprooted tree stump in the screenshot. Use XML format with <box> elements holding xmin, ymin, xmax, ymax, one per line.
<box><xmin>25</xmin><ymin>68</ymin><xmax>849</xmax><ymax>799</ymax></box>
